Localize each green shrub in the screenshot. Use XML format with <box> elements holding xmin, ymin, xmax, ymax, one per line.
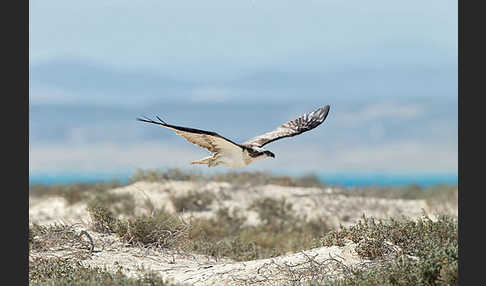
<box><xmin>87</xmin><ymin>204</ymin><xmax>121</xmax><ymax>233</ymax></box>
<box><xmin>248</xmin><ymin>197</ymin><xmax>294</xmax><ymax>226</ymax></box>
<box><xmin>170</xmin><ymin>190</ymin><xmax>216</xmax><ymax>212</ymax></box>
<box><xmin>87</xmin><ymin>191</ymin><xmax>136</xmax><ymax>216</ymax></box>
<box><xmin>317</xmin><ymin>214</ymin><xmax>458</xmax><ymax>286</ymax></box>
<box><xmin>188</xmin><ymin>200</ymin><xmax>331</xmax><ymax>261</ymax></box>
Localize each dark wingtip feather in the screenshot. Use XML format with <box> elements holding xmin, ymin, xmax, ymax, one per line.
<box><xmin>306</xmin><ymin>105</ymin><xmax>330</xmax><ymax>129</ymax></box>
<box><xmin>136</xmin><ymin>116</ymin><xmax>150</xmax><ymax>122</ymax></box>
<box><xmin>319</xmin><ymin>105</ymin><xmax>330</xmax><ymax>122</ymax></box>
<box><xmin>136</xmin><ymin>115</ymin><xmax>168</xmax><ymax>126</ymax></box>
<box><xmin>156</xmin><ymin>116</ymin><xmax>167</xmax><ymax>125</ymax></box>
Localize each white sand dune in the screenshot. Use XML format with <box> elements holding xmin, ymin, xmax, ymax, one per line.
<box><xmin>29</xmin><ymin>180</ymin><xmax>457</xmax><ymax>285</ymax></box>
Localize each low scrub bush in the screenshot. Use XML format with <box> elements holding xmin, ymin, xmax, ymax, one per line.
<box><xmin>170</xmin><ymin>190</ymin><xmax>216</xmax><ymax>212</ymax></box>
<box><xmin>130</xmin><ymin>168</ymin><xmax>325</xmax><ymax>188</ymax></box>
<box><xmin>87</xmin><ymin>205</ymin><xmax>190</xmax><ymax>249</ymax></box>
<box><xmin>29</xmin><ymin>223</ymin><xmax>94</xmax><ymax>259</ymax></box>
<box><xmin>188</xmin><ymin>197</ymin><xmax>332</xmax><ymax>261</ymax></box>
<box><xmin>86</xmin><ymin>191</ymin><xmax>136</xmax><ymax>217</ymax></box>
<box><xmin>29</xmin><ymin>180</ymin><xmax>123</xmax><ymax>205</ymax></box>
<box><xmin>318</xmin><ymin>214</ymin><xmax>458</xmax><ymax>285</ymax></box>
<box><xmin>29</xmin><ymin>257</ymin><xmax>177</xmax><ymax>286</ymax></box>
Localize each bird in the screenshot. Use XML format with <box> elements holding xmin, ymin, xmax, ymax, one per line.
<box><xmin>137</xmin><ymin>105</ymin><xmax>330</xmax><ymax>168</ymax></box>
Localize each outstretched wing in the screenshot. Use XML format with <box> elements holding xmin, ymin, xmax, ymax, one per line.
<box><xmin>242</xmin><ymin>105</ymin><xmax>330</xmax><ymax>148</ymax></box>
<box><xmin>136</xmin><ymin>116</ymin><xmax>244</xmax><ymax>154</ymax></box>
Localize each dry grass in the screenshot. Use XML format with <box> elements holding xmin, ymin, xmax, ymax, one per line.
<box><xmin>29</xmin><ymin>223</ymin><xmax>94</xmax><ymax>259</ymax></box>
<box><xmin>129</xmin><ymin>168</ymin><xmax>325</xmax><ymax>188</ymax></box>
<box><xmin>116</xmin><ymin>210</ymin><xmax>191</xmax><ymax>249</ymax></box>
<box><xmin>187</xmin><ymin>197</ymin><xmax>332</xmax><ymax>261</ymax></box>
<box><xmin>29</xmin><ymin>257</ymin><xmax>178</xmax><ymax>286</ymax></box>
<box><xmin>87</xmin><ymin>205</ymin><xmax>191</xmax><ymax>249</ymax></box>
<box><xmin>129</xmin><ymin>168</ymin><xmax>204</xmax><ymax>183</ymax></box>
<box><xmin>339</xmin><ymin>184</ymin><xmax>458</xmax><ymax>203</ymax></box>
<box><xmin>211</xmin><ymin>171</ymin><xmax>325</xmax><ymax>188</ymax></box>
<box><xmin>29</xmin><ymin>180</ymin><xmax>124</xmax><ymax>205</ymax></box>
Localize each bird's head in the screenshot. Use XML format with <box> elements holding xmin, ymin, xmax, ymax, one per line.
<box><xmin>248</xmin><ymin>146</ymin><xmax>275</xmax><ymax>159</ymax></box>
<box><xmin>263</xmin><ymin>150</ymin><xmax>275</xmax><ymax>158</ymax></box>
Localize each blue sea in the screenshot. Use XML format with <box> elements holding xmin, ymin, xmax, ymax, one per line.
<box><xmin>317</xmin><ymin>173</ymin><xmax>457</xmax><ymax>187</ymax></box>
<box><xmin>29</xmin><ymin>171</ymin><xmax>458</xmax><ymax>188</ymax></box>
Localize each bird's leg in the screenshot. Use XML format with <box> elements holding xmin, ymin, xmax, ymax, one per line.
<box><xmin>190</xmin><ymin>156</ymin><xmax>213</xmax><ymax>165</ymax></box>
<box><xmin>208</xmin><ymin>153</ymin><xmax>222</xmax><ymax>167</ymax></box>
<box><xmin>190</xmin><ymin>153</ymin><xmax>220</xmax><ymax>166</ymax></box>
<box><xmin>208</xmin><ymin>161</ymin><xmax>223</xmax><ymax>167</ymax></box>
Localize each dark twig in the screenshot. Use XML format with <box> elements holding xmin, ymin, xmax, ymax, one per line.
<box><xmin>78</xmin><ymin>230</ymin><xmax>95</xmax><ymax>254</ymax></box>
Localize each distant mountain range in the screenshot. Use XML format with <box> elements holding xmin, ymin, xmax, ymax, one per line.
<box><xmin>29</xmin><ymin>60</ymin><xmax>457</xmax><ymax>175</ymax></box>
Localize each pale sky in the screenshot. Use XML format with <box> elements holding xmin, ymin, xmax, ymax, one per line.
<box><xmin>30</xmin><ymin>0</ymin><xmax>457</xmax><ymax>79</ymax></box>
<box><xmin>29</xmin><ymin>1</ymin><xmax>458</xmax><ymax>175</ymax></box>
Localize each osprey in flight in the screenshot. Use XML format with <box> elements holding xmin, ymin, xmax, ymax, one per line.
<box><xmin>137</xmin><ymin>105</ymin><xmax>330</xmax><ymax>168</ymax></box>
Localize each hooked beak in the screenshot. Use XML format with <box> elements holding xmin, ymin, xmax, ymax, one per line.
<box><xmin>262</xmin><ymin>150</ymin><xmax>275</xmax><ymax>158</ymax></box>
